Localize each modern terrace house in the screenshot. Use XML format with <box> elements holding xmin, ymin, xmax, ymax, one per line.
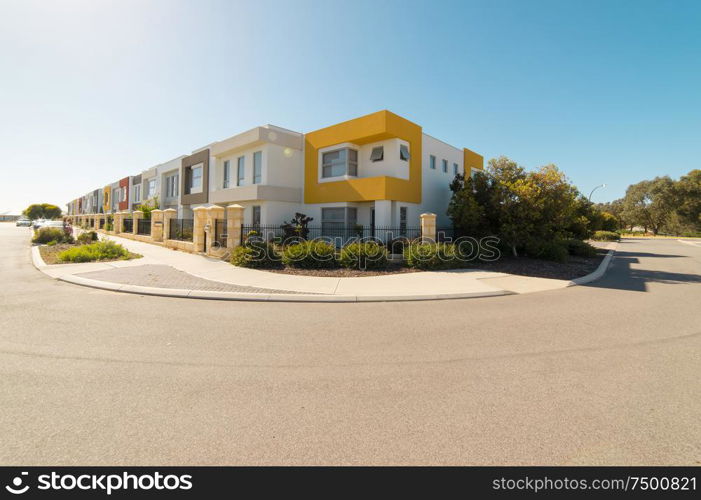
<box><xmin>68</xmin><ymin>110</ymin><xmax>483</xmax><ymax>240</ymax></box>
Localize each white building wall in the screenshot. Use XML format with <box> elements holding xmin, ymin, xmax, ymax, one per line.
<box><xmin>421</xmin><ymin>134</ymin><xmax>463</xmax><ymax>227</ymax></box>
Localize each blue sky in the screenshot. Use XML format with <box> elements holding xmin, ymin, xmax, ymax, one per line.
<box><xmin>1</xmin><ymin>0</ymin><xmax>699</xmax><ymax>214</ymax></box>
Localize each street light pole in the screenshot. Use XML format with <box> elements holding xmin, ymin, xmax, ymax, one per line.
<box><xmin>589</xmin><ymin>184</ymin><xmax>606</xmax><ymax>202</ymax></box>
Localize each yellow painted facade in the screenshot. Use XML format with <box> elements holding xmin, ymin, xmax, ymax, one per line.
<box><xmin>304</xmin><ymin>110</ymin><xmax>423</xmax><ymax>204</ymax></box>
<box><xmin>463</xmin><ymin>147</ymin><xmax>484</xmax><ymax>175</ymax></box>
<box><xmin>102</xmin><ymin>185</ymin><xmax>111</xmax><ymax>213</ymax></box>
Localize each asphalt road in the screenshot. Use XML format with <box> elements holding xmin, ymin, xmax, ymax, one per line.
<box><xmin>1</xmin><ymin>224</ymin><xmax>699</xmax><ymax>465</ymax></box>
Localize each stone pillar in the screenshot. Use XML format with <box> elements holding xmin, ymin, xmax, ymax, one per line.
<box><xmin>150</xmin><ymin>209</ymin><xmax>164</xmax><ymax>242</ymax></box>
<box><xmin>132</xmin><ymin>210</ymin><xmax>143</xmax><ymax>235</ymax></box>
<box><xmin>205</xmin><ymin>205</ymin><xmax>225</xmax><ymax>254</ymax></box>
<box><xmin>227</xmin><ymin>204</ymin><xmax>244</xmax><ymax>248</ymax></box>
<box><xmin>114</xmin><ymin>212</ymin><xmax>123</xmax><ymax>234</ymax></box>
<box><xmin>162</xmin><ymin>209</ymin><xmax>177</xmax><ymax>242</ymax></box>
<box><xmin>193</xmin><ymin>206</ymin><xmax>208</xmax><ymax>253</ymax></box>
<box><xmin>94</xmin><ymin>215</ymin><xmax>101</xmax><ymax>231</ymax></box>
<box><xmin>420</xmin><ymin>213</ymin><xmax>437</xmax><ymax>243</ymax></box>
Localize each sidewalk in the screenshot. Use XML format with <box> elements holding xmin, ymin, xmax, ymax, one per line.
<box><xmin>32</xmin><ymin>231</ymin><xmax>617</xmax><ymax>302</ymax></box>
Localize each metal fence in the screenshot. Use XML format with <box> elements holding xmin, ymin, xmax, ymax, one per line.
<box><xmin>137</xmin><ymin>218</ymin><xmax>151</xmax><ymax>236</ymax></box>
<box><xmin>123</xmin><ymin>218</ymin><xmax>133</xmax><ymax>233</ymax></box>
<box><xmin>169</xmin><ymin>218</ymin><xmax>193</xmax><ymax>241</ymax></box>
<box><xmin>214</xmin><ymin>219</ymin><xmax>227</xmax><ymax>248</ymax></box>
<box><xmin>99</xmin><ymin>218</ymin><xmax>105</xmax><ymax>229</ymax></box>
<box><xmin>240</xmin><ymin>224</ymin><xmax>422</xmax><ymax>247</ymax></box>
<box><xmin>435</xmin><ymin>227</ymin><xmax>456</xmax><ymax>242</ymax></box>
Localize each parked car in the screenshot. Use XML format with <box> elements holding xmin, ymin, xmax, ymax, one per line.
<box><xmin>32</xmin><ymin>219</ymin><xmax>47</xmax><ymax>230</ymax></box>
<box><xmin>16</xmin><ymin>218</ymin><xmax>31</xmax><ymax>227</ymax></box>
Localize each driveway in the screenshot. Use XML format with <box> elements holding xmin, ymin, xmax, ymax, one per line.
<box><xmin>1</xmin><ymin>224</ymin><xmax>699</xmax><ymax>465</ymax></box>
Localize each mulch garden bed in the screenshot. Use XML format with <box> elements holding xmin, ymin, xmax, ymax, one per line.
<box><xmin>38</xmin><ymin>243</ymin><xmax>142</xmax><ymax>265</ymax></box>
<box><xmin>264</xmin><ymin>250</ymin><xmax>606</xmax><ymax>279</ymax></box>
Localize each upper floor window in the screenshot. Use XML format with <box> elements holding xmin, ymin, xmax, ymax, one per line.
<box><xmin>237</xmin><ymin>156</ymin><xmax>245</xmax><ymax>186</ymax></box>
<box><xmin>322</xmin><ymin>148</ymin><xmax>358</xmax><ymax>178</ymax></box>
<box><xmin>400</xmin><ymin>144</ymin><xmax>410</xmax><ymax>161</ymax></box>
<box><xmin>147</xmin><ymin>178</ymin><xmax>156</xmax><ymax>198</ymax></box>
<box><xmin>133</xmin><ymin>185</ymin><xmax>141</xmax><ymax>202</ymax></box>
<box><xmin>429</xmin><ymin>155</ymin><xmax>436</xmax><ymax>169</ymax></box>
<box><xmin>166</xmin><ymin>174</ymin><xmax>178</xmax><ymax>198</ymax></box>
<box><xmin>223</xmin><ymin>160</ymin><xmax>231</xmax><ymax>188</ymax></box>
<box><xmin>189</xmin><ymin>165</ymin><xmax>203</xmax><ymax>193</ymax></box>
<box><xmin>253</xmin><ymin>151</ymin><xmax>262</xmax><ymax>184</ymax></box>
<box><xmin>453</xmin><ymin>163</ymin><xmax>459</xmax><ymax>175</ymax></box>
<box><xmin>370</xmin><ymin>146</ymin><xmax>384</xmax><ymax>162</ymax></box>
<box><xmin>442</xmin><ymin>159</ymin><xmax>448</xmax><ymax>173</ymax></box>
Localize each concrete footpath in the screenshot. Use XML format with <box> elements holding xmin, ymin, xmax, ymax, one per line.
<box><xmin>32</xmin><ymin>230</ymin><xmax>617</xmax><ymax>302</ymax></box>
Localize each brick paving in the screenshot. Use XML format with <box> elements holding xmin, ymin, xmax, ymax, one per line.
<box><xmin>76</xmin><ymin>265</ymin><xmax>309</xmax><ymax>294</ymax></box>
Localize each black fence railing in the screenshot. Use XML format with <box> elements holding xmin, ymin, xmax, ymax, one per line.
<box><xmin>215</xmin><ymin>219</ymin><xmax>227</xmax><ymax>248</ymax></box>
<box><xmin>99</xmin><ymin>218</ymin><xmax>105</xmax><ymax>229</ymax></box>
<box><xmin>169</xmin><ymin>218</ymin><xmax>193</xmax><ymax>241</ymax></box>
<box><xmin>137</xmin><ymin>218</ymin><xmax>151</xmax><ymax>236</ymax></box>
<box><xmin>122</xmin><ymin>218</ymin><xmax>133</xmax><ymax>233</ymax></box>
<box><xmin>89</xmin><ymin>218</ymin><xmax>95</xmax><ymax>228</ymax></box>
<box><xmin>435</xmin><ymin>227</ymin><xmax>456</xmax><ymax>242</ymax></box>
<box><xmin>240</xmin><ymin>224</ymin><xmax>422</xmax><ymax>247</ymax></box>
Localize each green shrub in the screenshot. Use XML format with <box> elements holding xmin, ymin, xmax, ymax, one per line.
<box><xmin>591</xmin><ymin>230</ymin><xmax>621</xmax><ymax>241</ymax></box>
<box><xmin>281</xmin><ymin>240</ymin><xmax>337</xmax><ymax>269</ymax></box>
<box><xmin>57</xmin><ymin>240</ymin><xmax>131</xmax><ymax>263</ymax></box>
<box><xmin>77</xmin><ymin>231</ymin><xmax>98</xmax><ymax>245</ymax></box>
<box><xmin>339</xmin><ymin>242</ymin><xmax>388</xmax><ymax>270</ymax></box>
<box><xmin>403</xmin><ymin>243</ymin><xmax>462</xmax><ymax>270</ymax></box>
<box><xmin>563</xmin><ymin>238</ymin><xmax>597</xmax><ymax>258</ymax></box>
<box><xmin>32</xmin><ymin>227</ymin><xmax>68</xmax><ymax>244</ymax></box>
<box><xmin>47</xmin><ymin>240</ymin><xmax>57</xmax><ymax>247</ymax></box>
<box><xmin>230</xmin><ymin>241</ymin><xmax>281</xmax><ymax>268</ymax></box>
<box><xmin>525</xmin><ymin>240</ymin><xmax>569</xmax><ymax>262</ymax></box>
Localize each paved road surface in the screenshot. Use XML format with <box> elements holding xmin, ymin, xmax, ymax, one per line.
<box><xmin>1</xmin><ymin>224</ymin><xmax>699</xmax><ymax>465</ymax></box>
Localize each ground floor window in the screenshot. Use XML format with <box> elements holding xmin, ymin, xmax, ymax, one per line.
<box><xmin>321</xmin><ymin>207</ymin><xmax>357</xmax><ymax>236</ymax></box>
<box><xmin>252</xmin><ymin>205</ymin><xmax>261</xmax><ymax>227</ymax></box>
<box><xmin>399</xmin><ymin>206</ymin><xmax>407</xmax><ymax>235</ymax></box>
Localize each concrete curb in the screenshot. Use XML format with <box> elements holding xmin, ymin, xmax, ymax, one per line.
<box><xmin>30</xmin><ymin>241</ymin><xmax>618</xmax><ymax>303</ymax></box>
<box><xmin>53</xmin><ymin>273</ymin><xmax>513</xmax><ymax>302</ymax></box>
<box><xmin>568</xmin><ymin>243</ymin><xmax>618</xmax><ymax>286</ymax></box>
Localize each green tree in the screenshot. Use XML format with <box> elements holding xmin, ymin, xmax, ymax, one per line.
<box><xmin>22</xmin><ymin>203</ymin><xmax>62</xmax><ymax>220</ymax></box>
<box><xmin>621</xmin><ymin>177</ymin><xmax>677</xmax><ymax>234</ymax></box>
<box><xmin>676</xmin><ymin>169</ymin><xmax>701</xmax><ymax>231</ymax></box>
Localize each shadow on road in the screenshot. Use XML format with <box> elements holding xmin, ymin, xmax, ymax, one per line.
<box><xmin>589</xmin><ymin>253</ymin><xmax>701</xmax><ymax>292</ymax></box>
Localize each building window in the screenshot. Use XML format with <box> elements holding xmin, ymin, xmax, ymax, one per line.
<box><xmin>237</xmin><ymin>156</ymin><xmax>245</xmax><ymax>186</ymax></box>
<box><xmin>190</xmin><ymin>165</ymin><xmax>202</xmax><ymax>192</ymax></box>
<box><xmin>453</xmin><ymin>163</ymin><xmax>458</xmax><ymax>175</ymax></box>
<box><xmin>223</xmin><ymin>160</ymin><xmax>230</xmax><ymax>188</ymax></box>
<box><xmin>400</xmin><ymin>206</ymin><xmax>407</xmax><ymax>235</ymax></box>
<box><xmin>166</xmin><ymin>174</ymin><xmax>178</xmax><ymax>198</ymax></box>
<box><xmin>430</xmin><ymin>155</ymin><xmax>436</xmax><ymax>169</ymax></box>
<box><xmin>147</xmin><ymin>178</ymin><xmax>156</xmax><ymax>198</ymax></box>
<box><xmin>321</xmin><ymin>207</ymin><xmax>356</xmax><ymax>236</ymax></box>
<box><xmin>442</xmin><ymin>159</ymin><xmax>448</xmax><ymax>173</ymax></box>
<box><xmin>133</xmin><ymin>185</ymin><xmax>141</xmax><ymax>203</ymax></box>
<box><xmin>253</xmin><ymin>151</ymin><xmax>262</xmax><ymax>184</ymax></box>
<box><xmin>400</xmin><ymin>144</ymin><xmax>410</xmax><ymax>161</ymax></box>
<box><xmin>370</xmin><ymin>146</ymin><xmax>384</xmax><ymax>162</ymax></box>
<box><xmin>322</xmin><ymin>148</ymin><xmax>358</xmax><ymax>178</ymax></box>
<box><xmin>252</xmin><ymin>205</ymin><xmax>261</xmax><ymax>227</ymax></box>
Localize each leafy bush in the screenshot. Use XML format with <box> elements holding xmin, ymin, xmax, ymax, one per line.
<box><xmin>282</xmin><ymin>240</ymin><xmax>337</xmax><ymax>269</ymax></box>
<box><xmin>403</xmin><ymin>243</ymin><xmax>462</xmax><ymax>270</ymax></box>
<box><xmin>47</xmin><ymin>240</ymin><xmax>57</xmax><ymax>247</ymax></box>
<box><xmin>230</xmin><ymin>240</ymin><xmax>281</xmax><ymax>268</ymax></box>
<box><xmin>339</xmin><ymin>242</ymin><xmax>388</xmax><ymax>270</ymax></box>
<box><xmin>280</xmin><ymin>213</ymin><xmax>313</xmax><ymax>243</ymax></box>
<box><xmin>77</xmin><ymin>231</ymin><xmax>98</xmax><ymax>245</ymax></box>
<box><xmin>57</xmin><ymin>240</ymin><xmax>131</xmax><ymax>263</ymax></box>
<box><xmin>563</xmin><ymin>238</ymin><xmax>597</xmax><ymax>258</ymax></box>
<box><xmin>32</xmin><ymin>227</ymin><xmax>69</xmax><ymax>244</ymax></box>
<box><xmin>591</xmin><ymin>230</ymin><xmax>620</xmax><ymax>241</ymax></box>
<box><xmin>525</xmin><ymin>240</ymin><xmax>569</xmax><ymax>262</ymax></box>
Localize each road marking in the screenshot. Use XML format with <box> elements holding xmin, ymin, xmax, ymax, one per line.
<box><xmin>677</xmin><ymin>239</ymin><xmax>701</xmax><ymax>247</ymax></box>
